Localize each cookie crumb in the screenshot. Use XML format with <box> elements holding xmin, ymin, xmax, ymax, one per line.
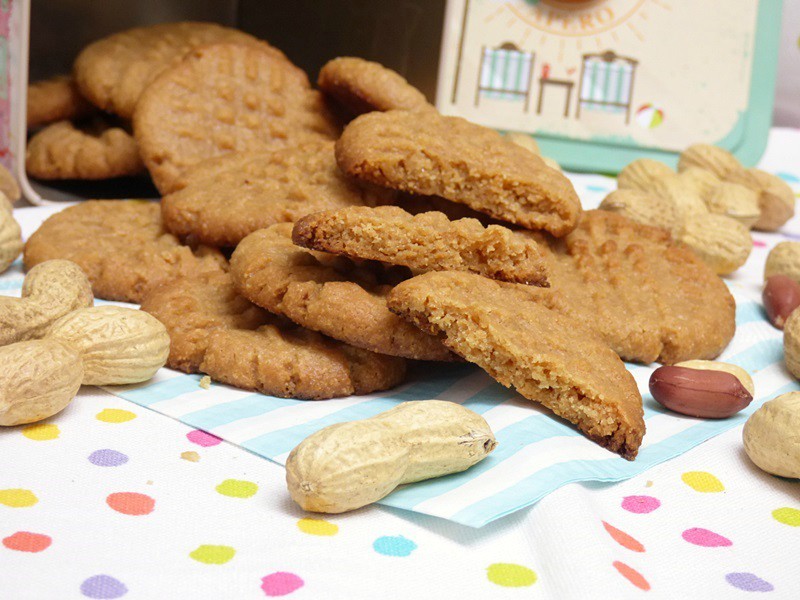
<box><xmin>199</xmin><ymin>375</ymin><xmax>212</xmax><ymax>389</ymax></box>
<box><xmin>181</xmin><ymin>451</ymin><xmax>200</xmax><ymax>462</ymax></box>
<box><xmin>645</xmin><ymin>480</ymin><xmax>653</xmax><ymax>488</ymax></box>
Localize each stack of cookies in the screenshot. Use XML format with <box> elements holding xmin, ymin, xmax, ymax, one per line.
<box><xmin>23</xmin><ymin>22</ymin><xmax>738</xmax><ymax>460</ymax></box>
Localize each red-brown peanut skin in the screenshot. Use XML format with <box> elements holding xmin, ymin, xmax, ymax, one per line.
<box><xmin>763</xmin><ymin>275</ymin><xmax>800</xmax><ymax>329</ymax></box>
<box><xmin>649</xmin><ymin>366</ymin><xmax>753</xmax><ymax>419</ymax></box>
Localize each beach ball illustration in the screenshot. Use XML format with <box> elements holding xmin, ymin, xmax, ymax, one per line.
<box><xmin>636</xmin><ymin>104</ymin><xmax>664</xmax><ymax>129</ymax></box>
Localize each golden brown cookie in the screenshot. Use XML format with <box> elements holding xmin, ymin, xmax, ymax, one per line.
<box><xmin>530</xmin><ymin>210</ymin><xmax>736</xmax><ymax>364</ymax></box>
<box><xmin>387</xmin><ymin>271</ymin><xmax>645</xmax><ymax>459</ymax></box>
<box><xmin>141</xmin><ymin>271</ymin><xmax>406</xmax><ymax>399</ymax></box>
<box><xmin>26</xmin><ymin>118</ymin><xmax>144</xmax><ymax>180</ymax></box>
<box><xmin>336</xmin><ymin>110</ymin><xmax>582</xmax><ymax>236</ymax></box>
<box><xmin>318</xmin><ymin>57</ymin><xmax>434</xmax><ymax>119</ymax></box>
<box><xmin>230</xmin><ymin>223</ymin><xmax>455</xmax><ymax>361</ymax></box>
<box><xmin>73</xmin><ymin>22</ymin><xmax>270</xmax><ymax>119</ymax></box>
<box><xmin>0</xmin><ymin>163</ymin><xmax>21</xmax><ymax>203</ymax></box>
<box><xmin>24</xmin><ymin>200</ymin><xmax>225</xmax><ymax>303</ymax></box>
<box><xmin>292</xmin><ymin>206</ymin><xmax>549</xmax><ymax>285</ymax></box>
<box><xmin>133</xmin><ymin>42</ymin><xmax>338</xmax><ymax>194</ymax></box>
<box><xmin>27</xmin><ymin>75</ymin><xmax>96</xmax><ymax>129</ymax></box>
<box><xmin>161</xmin><ymin>140</ymin><xmax>391</xmax><ymax>247</ymax></box>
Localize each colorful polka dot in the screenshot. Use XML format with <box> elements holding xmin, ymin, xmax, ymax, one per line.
<box><xmin>621</xmin><ymin>495</ymin><xmax>660</xmax><ymax>514</ymax></box>
<box><xmin>80</xmin><ymin>575</ymin><xmax>128</xmax><ymax>599</ymax></box>
<box><xmin>682</xmin><ymin>527</ymin><xmax>732</xmax><ymax>547</ymax></box>
<box><xmin>189</xmin><ymin>544</ymin><xmax>236</xmax><ymax>565</ymax></box>
<box><xmin>216</xmin><ymin>479</ymin><xmax>258</xmax><ymax>498</ymax></box>
<box><xmin>88</xmin><ymin>449</ymin><xmax>129</xmax><ymax>467</ymax></box>
<box><xmin>373</xmin><ymin>535</ymin><xmax>417</xmax><ymax>557</ymax></box>
<box><xmin>613</xmin><ymin>561</ymin><xmax>651</xmax><ymax>591</ymax></box>
<box><xmin>602</xmin><ymin>522</ymin><xmax>645</xmax><ymax>552</ymax></box>
<box><xmin>772</xmin><ymin>507</ymin><xmax>800</xmax><ymax>527</ymax></box>
<box><xmin>181</xmin><ymin>451</ymin><xmax>200</xmax><ymax>462</ymax></box>
<box><xmin>106</xmin><ymin>492</ymin><xmax>155</xmax><ymax>516</ymax></box>
<box><xmin>21</xmin><ymin>423</ymin><xmax>60</xmax><ymax>441</ymax></box>
<box><xmin>187</xmin><ymin>429</ymin><xmax>222</xmax><ymax>447</ymax></box>
<box><xmin>261</xmin><ymin>572</ymin><xmax>304</xmax><ymax>596</ymax></box>
<box><xmin>681</xmin><ymin>471</ymin><xmax>724</xmax><ymax>493</ymax></box>
<box><xmin>96</xmin><ymin>409</ymin><xmax>136</xmax><ymax>423</ymax></box>
<box><xmin>2</xmin><ymin>531</ymin><xmax>51</xmax><ymax>552</ymax></box>
<box><xmin>486</xmin><ymin>563</ymin><xmax>538</xmax><ymax>587</ymax></box>
<box><xmin>726</xmin><ymin>572</ymin><xmax>774</xmax><ymax>592</ymax></box>
<box><xmin>0</xmin><ymin>488</ymin><xmax>38</xmax><ymax>508</ymax></box>
<box><xmin>297</xmin><ymin>518</ymin><xmax>339</xmax><ymax>536</ymax></box>
<box><xmin>752</xmin><ymin>240</ymin><xmax>768</xmax><ymax>248</ymax></box>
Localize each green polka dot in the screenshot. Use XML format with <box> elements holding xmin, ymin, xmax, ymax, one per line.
<box><xmin>487</xmin><ymin>563</ymin><xmax>537</xmax><ymax>587</ymax></box>
<box><xmin>189</xmin><ymin>544</ymin><xmax>236</xmax><ymax>565</ymax></box>
<box><xmin>215</xmin><ymin>479</ymin><xmax>258</xmax><ymax>498</ymax></box>
<box><xmin>773</xmin><ymin>507</ymin><xmax>800</xmax><ymax>527</ymax></box>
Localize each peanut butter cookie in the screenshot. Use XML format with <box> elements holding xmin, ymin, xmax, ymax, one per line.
<box><xmin>335</xmin><ymin>110</ymin><xmax>581</xmax><ymax>236</ymax></box>
<box><xmin>162</xmin><ymin>140</ymin><xmax>391</xmax><ymax>246</ymax></box>
<box><xmin>530</xmin><ymin>210</ymin><xmax>736</xmax><ymax>364</ymax></box>
<box><xmin>24</xmin><ymin>200</ymin><xmax>225</xmax><ymax>303</ymax></box>
<box><xmin>73</xmin><ymin>22</ymin><xmax>271</xmax><ymax>119</ymax></box>
<box><xmin>141</xmin><ymin>271</ymin><xmax>406</xmax><ymax>399</ymax></box>
<box><xmin>230</xmin><ymin>223</ymin><xmax>455</xmax><ymax>361</ymax></box>
<box><xmin>26</xmin><ymin>118</ymin><xmax>144</xmax><ymax>180</ymax></box>
<box><xmin>27</xmin><ymin>75</ymin><xmax>95</xmax><ymax>129</ymax></box>
<box><xmin>292</xmin><ymin>206</ymin><xmax>549</xmax><ymax>285</ymax></box>
<box><xmin>133</xmin><ymin>42</ymin><xmax>338</xmax><ymax>193</ymax></box>
<box><xmin>387</xmin><ymin>270</ymin><xmax>645</xmax><ymax>460</ymax></box>
<box><xmin>318</xmin><ymin>57</ymin><xmax>434</xmax><ymax>119</ymax></box>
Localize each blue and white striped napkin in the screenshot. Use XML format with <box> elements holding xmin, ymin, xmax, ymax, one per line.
<box><xmin>3</xmin><ymin>257</ymin><xmax>792</xmax><ymax>527</ymax></box>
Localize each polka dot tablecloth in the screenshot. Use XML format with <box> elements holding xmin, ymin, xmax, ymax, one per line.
<box><xmin>2</xmin><ymin>128</ymin><xmax>800</xmax><ymax>599</ymax></box>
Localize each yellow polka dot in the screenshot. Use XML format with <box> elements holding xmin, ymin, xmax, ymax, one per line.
<box><xmin>0</xmin><ymin>489</ymin><xmax>38</xmax><ymax>508</ymax></box>
<box><xmin>96</xmin><ymin>409</ymin><xmax>137</xmax><ymax>423</ymax></box>
<box><xmin>189</xmin><ymin>544</ymin><xmax>236</xmax><ymax>565</ymax></box>
<box><xmin>215</xmin><ymin>479</ymin><xmax>258</xmax><ymax>498</ymax></box>
<box><xmin>773</xmin><ymin>507</ymin><xmax>800</xmax><ymax>527</ymax></box>
<box><xmin>681</xmin><ymin>471</ymin><xmax>724</xmax><ymax>493</ymax></box>
<box><xmin>487</xmin><ymin>563</ymin><xmax>538</xmax><ymax>587</ymax></box>
<box><xmin>21</xmin><ymin>423</ymin><xmax>60</xmax><ymax>441</ymax></box>
<box><xmin>297</xmin><ymin>518</ymin><xmax>339</xmax><ymax>536</ymax></box>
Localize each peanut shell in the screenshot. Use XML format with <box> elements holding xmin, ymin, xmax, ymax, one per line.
<box><xmin>617</xmin><ymin>158</ymin><xmax>675</xmax><ymax>191</ymax></box>
<box><xmin>599</xmin><ymin>189</ymin><xmax>681</xmax><ymax>236</ymax></box>
<box><xmin>678</xmin><ymin>144</ymin><xmax>741</xmax><ymax>179</ymax></box>
<box><xmin>0</xmin><ymin>196</ymin><xmax>23</xmax><ymax>274</ymax></box>
<box><xmin>504</xmin><ymin>132</ymin><xmax>540</xmax><ymax>156</ymax></box>
<box><xmin>783</xmin><ymin>310</ymin><xmax>800</xmax><ymax>380</ymax></box>
<box><xmin>748</xmin><ymin>169</ymin><xmax>795</xmax><ymax>232</ymax></box>
<box><xmin>0</xmin><ymin>339</ymin><xmax>83</xmax><ymax>426</ymax></box>
<box><xmin>764</xmin><ymin>242</ymin><xmax>800</xmax><ymax>284</ymax></box>
<box><xmin>47</xmin><ymin>305</ymin><xmax>170</xmax><ymax>385</ymax></box>
<box><xmin>679</xmin><ymin>213</ymin><xmax>751</xmax><ymax>275</ymax></box>
<box><xmin>0</xmin><ymin>163</ymin><xmax>20</xmax><ymax>203</ymax></box>
<box><xmin>0</xmin><ymin>259</ymin><xmax>94</xmax><ymax>345</ymax></box>
<box><xmin>743</xmin><ymin>392</ymin><xmax>800</xmax><ymax>478</ymax></box>
<box><xmin>679</xmin><ymin>167</ymin><xmax>721</xmax><ymax>202</ymax></box>
<box><xmin>705</xmin><ymin>182</ymin><xmax>760</xmax><ymax>228</ymax></box>
<box><xmin>286</xmin><ymin>400</ymin><xmax>496</xmax><ymax>513</ymax></box>
<box><xmin>649</xmin><ymin>176</ymin><xmax>707</xmax><ymax>221</ymax></box>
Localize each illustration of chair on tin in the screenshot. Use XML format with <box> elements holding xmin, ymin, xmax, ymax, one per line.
<box><xmin>576</xmin><ymin>51</ymin><xmax>639</xmax><ymax>124</ymax></box>
<box><xmin>474</xmin><ymin>42</ymin><xmax>536</xmax><ymax>112</ymax></box>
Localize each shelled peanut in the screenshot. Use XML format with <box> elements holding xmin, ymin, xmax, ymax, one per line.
<box><xmin>286</xmin><ymin>400</ymin><xmax>497</xmax><ymax>513</ymax></box>
<box><xmin>601</xmin><ymin>157</ymin><xmax>752</xmax><ymax>275</ymax></box>
<box><xmin>649</xmin><ymin>360</ymin><xmax>754</xmax><ymax>418</ymax></box>
<box><xmin>763</xmin><ymin>243</ymin><xmax>800</xmax><ymax>329</ymax></box>
<box><xmin>0</xmin><ymin>261</ymin><xmax>170</xmax><ymax>426</ymax></box>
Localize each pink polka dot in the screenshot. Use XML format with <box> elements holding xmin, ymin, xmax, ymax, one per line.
<box><xmin>682</xmin><ymin>527</ymin><xmax>732</xmax><ymax>547</ymax></box>
<box><xmin>752</xmin><ymin>240</ymin><xmax>767</xmax><ymax>248</ymax></box>
<box><xmin>186</xmin><ymin>430</ymin><xmax>222</xmax><ymax>447</ymax></box>
<box><xmin>621</xmin><ymin>495</ymin><xmax>661</xmax><ymax>514</ymax></box>
<box><xmin>261</xmin><ymin>572</ymin><xmax>304</xmax><ymax>597</ymax></box>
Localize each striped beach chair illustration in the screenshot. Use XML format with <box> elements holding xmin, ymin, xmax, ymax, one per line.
<box><xmin>576</xmin><ymin>51</ymin><xmax>639</xmax><ymax>124</ymax></box>
<box><xmin>475</xmin><ymin>42</ymin><xmax>536</xmax><ymax>111</ymax></box>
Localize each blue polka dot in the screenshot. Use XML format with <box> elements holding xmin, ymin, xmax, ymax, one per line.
<box><xmin>586</xmin><ymin>185</ymin><xmax>611</xmax><ymax>193</ymax></box>
<box><xmin>776</xmin><ymin>171</ymin><xmax>799</xmax><ymax>184</ymax></box>
<box><xmin>372</xmin><ymin>535</ymin><xmax>417</xmax><ymax>557</ymax></box>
